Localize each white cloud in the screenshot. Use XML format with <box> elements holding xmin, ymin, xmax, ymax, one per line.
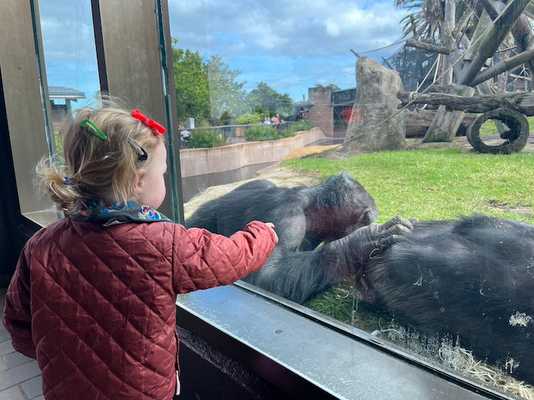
<box><xmin>166</xmin><ymin>0</ymin><xmax>407</xmax><ymax>98</ymax></box>
<box><xmin>241</xmin><ymin>21</ymin><xmax>287</xmax><ymax>50</ymax></box>
<box><xmin>168</xmin><ymin>0</ymin><xmax>406</xmax><ymax>57</ymax></box>
<box><xmin>325</xmin><ymin>20</ymin><xmax>341</xmax><ymax>37</ymax></box>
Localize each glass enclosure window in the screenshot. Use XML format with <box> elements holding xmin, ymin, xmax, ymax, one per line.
<box><xmin>170</xmin><ymin>1</ymin><xmax>534</xmax><ymax>398</ymax></box>
<box><xmin>38</xmin><ymin>0</ymin><xmax>100</xmax><ymax>157</ymax></box>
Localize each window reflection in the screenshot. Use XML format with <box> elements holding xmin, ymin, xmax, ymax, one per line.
<box><xmin>39</xmin><ymin>0</ymin><xmax>100</xmax><ymax>156</ymax></box>
<box><xmin>170</xmin><ymin>1</ymin><xmax>534</xmax><ymax>398</ymax></box>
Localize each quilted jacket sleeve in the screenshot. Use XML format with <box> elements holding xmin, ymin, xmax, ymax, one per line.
<box><xmin>172</xmin><ymin>221</ymin><xmax>277</xmax><ymax>293</ymax></box>
<box><xmin>3</xmin><ymin>243</ymin><xmax>35</xmax><ymax>358</ymax></box>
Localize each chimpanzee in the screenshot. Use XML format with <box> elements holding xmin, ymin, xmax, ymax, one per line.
<box><xmin>187</xmin><ymin>174</ymin><xmax>534</xmax><ymax>384</ymax></box>
<box><xmin>364</xmin><ymin>215</ymin><xmax>534</xmax><ymax>384</ymax></box>
<box><xmin>186</xmin><ymin>172</ymin><xmax>413</xmax><ymax>304</ymax></box>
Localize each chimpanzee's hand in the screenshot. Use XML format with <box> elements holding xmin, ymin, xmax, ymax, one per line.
<box><xmin>374</xmin><ymin>216</ymin><xmax>413</xmax><ymax>249</ymax></box>
<box><xmin>339</xmin><ymin>216</ymin><xmax>413</xmax><ymax>267</ymax></box>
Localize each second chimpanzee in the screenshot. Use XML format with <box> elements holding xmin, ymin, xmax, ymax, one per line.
<box><xmin>364</xmin><ymin>215</ymin><xmax>534</xmax><ymax>384</ymax></box>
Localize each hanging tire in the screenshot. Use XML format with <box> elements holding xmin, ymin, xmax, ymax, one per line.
<box><xmin>467</xmin><ymin>108</ymin><xmax>529</xmax><ymax>154</ymax></box>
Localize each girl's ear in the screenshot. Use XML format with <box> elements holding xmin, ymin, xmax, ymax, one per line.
<box><xmin>132</xmin><ymin>169</ymin><xmax>145</xmax><ymax>199</ymax></box>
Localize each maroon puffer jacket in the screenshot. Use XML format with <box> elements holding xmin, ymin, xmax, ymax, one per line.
<box><xmin>3</xmin><ymin>218</ymin><xmax>276</xmax><ymax>400</ymax></box>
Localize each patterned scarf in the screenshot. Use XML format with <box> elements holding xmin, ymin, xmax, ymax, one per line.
<box><xmin>71</xmin><ymin>200</ymin><xmax>171</xmax><ymax>226</ymax></box>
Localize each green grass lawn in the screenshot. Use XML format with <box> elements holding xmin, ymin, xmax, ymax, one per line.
<box><xmin>479</xmin><ymin>120</ymin><xmax>499</xmax><ymax>137</ymax></box>
<box><xmin>285</xmin><ymin>147</ymin><xmax>534</xmax><ymax>224</ymax></box>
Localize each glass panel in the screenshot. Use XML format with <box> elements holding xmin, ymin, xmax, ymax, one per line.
<box><xmin>38</xmin><ymin>0</ymin><xmax>100</xmax><ymax>157</ymax></box>
<box><xmin>170</xmin><ymin>1</ymin><xmax>534</xmax><ymax>397</ymax></box>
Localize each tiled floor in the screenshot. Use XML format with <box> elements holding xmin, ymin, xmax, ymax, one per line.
<box><xmin>0</xmin><ymin>290</ymin><xmax>44</xmax><ymax>399</ymax></box>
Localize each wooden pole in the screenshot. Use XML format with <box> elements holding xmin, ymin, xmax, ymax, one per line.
<box><xmin>480</xmin><ymin>0</ymin><xmax>534</xmax><ymax>80</ymax></box>
<box><xmin>422</xmin><ymin>0</ymin><xmax>465</xmax><ymax>143</ymax></box>
<box><xmin>459</xmin><ymin>0</ymin><xmax>531</xmax><ymax>85</ymax></box>
<box><xmin>462</xmin><ymin>9</ymin><xmax>492</xmax><ymax>63</ymax></box>
<box><xmin>443</xmin><ymin>0</ymin><xmax>456</xmax><ymax>85</ymax></box>
<box><xmin>398</xmin><ymin>91</ymin><xmax>534</xmax><ymax>115</ymax></box>
<box><xmin>471</xmin><ymin>47</ymin><xmax>534</xmax><ymax>86</ymax></box>
<box><xmin>405</xmin><ymin>39</ymin><xmax>452</xmax><ymax>55</ymax></box>
<box><xmin>422</xmin><ymin>86</ymin><xmax>475</xmax><ymax>142</ymax></box>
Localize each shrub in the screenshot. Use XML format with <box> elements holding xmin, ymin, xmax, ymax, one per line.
<box><xmin>196</xmin><ymin>118</ymin><xmax>211</xmax><ymax>128</ymax></box>
<box><xmin>245</xmin><ymin>125</ymin><xmax>279</xmax><ymax>141</ymax></box>
<box><xmin>235</xmin><ymin>112</ymin><xmax>263</xmax><ymax>125</ymax></box>
<box><xmin>284</xmin><ymin>120</ymin><xmax>313</xmax><ymax>135</ymax></box>
<box><xmin>188</xmin><ymin>129</ymin><xmax>226</xmax><ymax>148</ymax></box>
<box><xmin>245</xmin><ymin>120</ymin><xmax>315</xmax><ymax>141</ymax></box>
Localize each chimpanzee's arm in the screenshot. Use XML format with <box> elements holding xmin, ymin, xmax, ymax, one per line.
<box><xmin>243</xmin><ymin>247</ymin><xmax>337</xmax><ymax>304</ymax></box>
<box><xmin>244</xmin><ymin>217</ymin><xmax>413</xmax><ymax>304</ymax></box>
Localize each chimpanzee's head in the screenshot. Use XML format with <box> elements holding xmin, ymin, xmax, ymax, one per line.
<box><xmin>305</xmin><ymin>172</ymin><xmax>377</xmax><ymax>241</ymax></box>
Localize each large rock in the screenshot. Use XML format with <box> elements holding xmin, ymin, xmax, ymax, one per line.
<box><xmin>344</xmin><ymin>57</ymin><xmax>405</xmax><ymax>152</ymax></box>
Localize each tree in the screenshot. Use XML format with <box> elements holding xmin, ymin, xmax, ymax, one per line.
<box><xmin>207</xmin><ymin>56</ymin><xmax>249</xmax><ymax>120</ymax></box>
<box><xmin>173</xmin><ymin>41</ymin><xmax>250</xmax><ymax>124</ymax></box>
<box><xmin>246</xmin><ymin>82</ymin><xmax>294</xmax><ymax>116</ymax></box>
<box><xmin>395</xmin><ymin>0</ymin><xmax>447</xmax><ymax>40</ymax></box>
<box><xmin>172</xmin><ymin>45</ymin><xmax>210</xmax><ymax>123</ymax></box>
<box><xmin>172</xmin><ymin>40</ymin><xmax>295</xmax><ymax>124</ymax></box>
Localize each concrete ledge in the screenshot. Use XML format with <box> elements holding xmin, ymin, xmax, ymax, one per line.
<box><xmin>179</xmin><ymin>128</ymin><xmax>325</xmax><ymax>178</ymax></box>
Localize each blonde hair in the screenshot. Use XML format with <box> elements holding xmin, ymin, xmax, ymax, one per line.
<box><xmin>37</xmin><ymin>101</ymin><xmax>164</xmax><ymax>215</ymax></box>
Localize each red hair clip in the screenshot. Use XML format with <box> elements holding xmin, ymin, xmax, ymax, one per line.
<box><xmin>131</xmin><ymin>109</ymin><xmax>167</xmax><ymax>136</ymax></box>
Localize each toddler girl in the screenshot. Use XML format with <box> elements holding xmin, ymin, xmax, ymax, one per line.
<box><xmin>3</xmin><ymin>104</ymin><xmax>278</xmax><ymax>400</ymax></box>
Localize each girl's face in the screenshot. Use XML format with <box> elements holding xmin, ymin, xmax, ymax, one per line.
<box><xmin>134</xmin><ymin>140</ymin><xmax>167</xmax><ymax>209</ymax></box>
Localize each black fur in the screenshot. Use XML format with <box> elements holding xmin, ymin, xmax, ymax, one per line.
<box><xmin>364</xmin><ymin>215</ymin><xmax>534</xmax><ymax>383</ymax></box>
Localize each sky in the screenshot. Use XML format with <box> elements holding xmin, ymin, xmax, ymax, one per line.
<box><xmin>39</xmin><ymin>0</ymin><xmax>407</xmax><ymax>107</ymax></box>
<box><xmin>39</xmin><ymin>0</ymin><xmax>100</xmax><ymax>108</ymax></box>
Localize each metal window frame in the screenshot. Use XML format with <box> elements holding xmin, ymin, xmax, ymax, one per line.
<box><xmin>176</xmin><ymin>285</ymin><xmax>501</xmax><ymax>400</ymax></box>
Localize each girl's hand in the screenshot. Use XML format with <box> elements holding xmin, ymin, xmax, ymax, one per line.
<box><xmin>265</xmin><ymin>223</ymin><xmax>279</xmax><ymax>244</ymax></box>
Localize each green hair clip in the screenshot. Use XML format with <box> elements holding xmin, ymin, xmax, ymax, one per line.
<box><xmin>80</xmin><ymin>119</ymin><xmax>108</xmax><ymax>141</ymax></box>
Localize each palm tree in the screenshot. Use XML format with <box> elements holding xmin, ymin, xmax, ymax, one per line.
<box><xmin>395</xmin><ymin>0</ymin><xmax>446</xmax><ymax>40</ymax></box>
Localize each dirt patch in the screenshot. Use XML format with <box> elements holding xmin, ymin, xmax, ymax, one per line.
<box><xmin>284</xmin><ymin>144</ymin><xmax>341</xmax><ymax>160</ymax></box>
